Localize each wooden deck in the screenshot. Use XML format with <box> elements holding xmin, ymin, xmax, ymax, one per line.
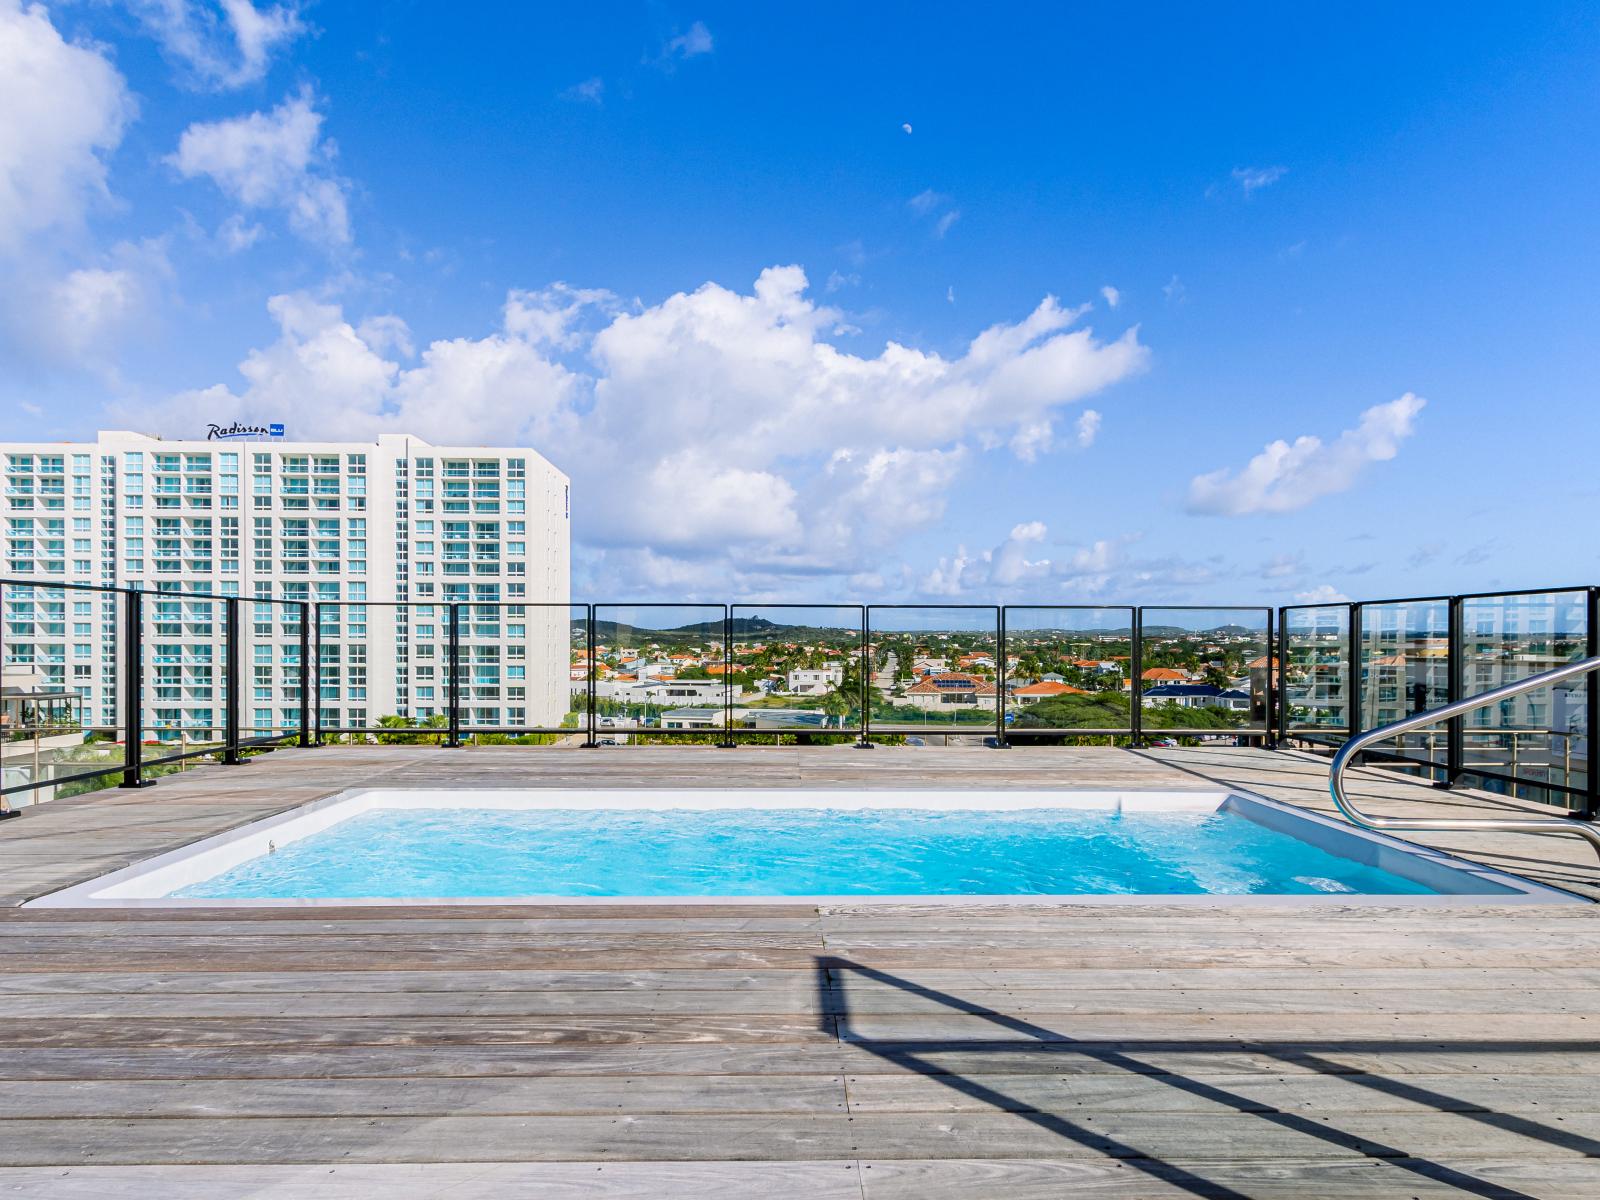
<box><xmin>2</xmin><ymin>745</ymin><xmax>1599</xmax><ymax>1197</ymax></box>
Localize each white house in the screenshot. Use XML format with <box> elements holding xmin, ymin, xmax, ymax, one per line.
<box><xmin>786</xmin><ymin>666</ymin><xmax>843</xmax><ymax>694</ymax></box>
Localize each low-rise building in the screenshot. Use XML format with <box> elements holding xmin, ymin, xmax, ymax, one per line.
<box><xmin>903</xmin><ymin>671</ymin><xmax>998</xmax><ymax>711</ymax></box>
<box><xmin>786</xmin><ymin>666</ymin><xmax>843</xmax><ymax>694</ymax></box>
<box><xmin>1012</xmin><ymin>680</ymin><xmax>1088</xmax><ymax>705</ymax></box>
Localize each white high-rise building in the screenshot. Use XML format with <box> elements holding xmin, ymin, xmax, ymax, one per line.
<box><xmin>1</xmin><ymin>431</ymin><xmax>571</xmax><ymax>743</ymax></box>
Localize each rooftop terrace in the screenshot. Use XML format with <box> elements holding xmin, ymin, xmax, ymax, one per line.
<box><xmin>2</xmin><ymin>743</ymin><xmax>1599</xmax><ymax>1196</ymax></box>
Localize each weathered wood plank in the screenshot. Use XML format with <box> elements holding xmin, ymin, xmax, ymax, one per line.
<box><xmin>4</xmin><ymin>984</ymin><xmax>1596</xmax><ymax>1019</ymax></box>
<box><xmin>858</xmin><ymin>1157</ymin><xmax>1600</xmax><ymax>1200</ymax></box>
<box><xmin>0</xmin><ymin>1075</ymin><xmax>850</xmax><ymax>1119</ymax></box>
<box><xmin>0</xmin><ymin>1043</ymin><xmax>1592</xmax><ymax>1084</ymax></box>
<box><xmin>0</xmin><ymin>1014</ymin><xmax>836</xmax><ymax>1049</ymax></box>
<box><xmin>0</xmin><ymin>1162</ymin><xmax>870</xmax><ymax>1200</ymax></box>
<box><xmin>4</xmin><ymin>965</ymin><xmax>1592</xmax><ymax>995</ymax></box>
<box><xmin>2</xmin><ymin>1110</ymin><xmax>1599</xmax><ymax>1166</ymax></box>
<box><xmin>3</xmin><ymin>1070</ymin><xmax>1595</xmax><ymax>1121</ymax></box>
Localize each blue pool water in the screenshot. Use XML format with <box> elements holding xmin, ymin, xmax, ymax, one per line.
<box><xmin>172</xmin><ymin>807</ymin><xmax>1440</xmax><ymax>899</ymax></box>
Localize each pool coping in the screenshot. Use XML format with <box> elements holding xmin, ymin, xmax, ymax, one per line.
<box><xmin>23</xmin><ymin>786</ymin><xmax>1588</xmax><ymax>908</ymax></box>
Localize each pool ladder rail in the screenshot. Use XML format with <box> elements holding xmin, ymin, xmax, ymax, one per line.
<box><xmin>1329</xmin><ymin>655</ymin><xmax>1600</xmax><ymax>862</ymax></box>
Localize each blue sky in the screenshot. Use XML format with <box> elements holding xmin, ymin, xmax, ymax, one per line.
<box><xmin>4</xmin><ymin>2</ymin><xmax>1599</xmax><ymax>602</ymax></box>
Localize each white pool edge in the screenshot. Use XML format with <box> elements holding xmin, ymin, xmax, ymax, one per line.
<box><xmin>23</xmin><ymin>786</ymin><xmax>1587</xmax><ymax>908</ymax></box>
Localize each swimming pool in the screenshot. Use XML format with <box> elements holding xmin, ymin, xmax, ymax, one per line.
<box><xmin>29</xmin><ymin>788</ymin><xmax>1578</xmax><ymax>906</ymax></box>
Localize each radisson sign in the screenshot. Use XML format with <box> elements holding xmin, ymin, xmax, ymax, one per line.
<box><xmin>206</xmin><ymin>422</ymin><xmax>286</xmax><ymax>441</ymax></box>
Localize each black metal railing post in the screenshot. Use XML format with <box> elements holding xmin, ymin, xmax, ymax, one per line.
<box><xmin>1276</xmin><ymin>606</ymin><xmax>1290</xmax><ymax>748</ymax></box>
<box><xmin>1348</xmin><ymin>601</ymin><xmax>1363</xmax><ymax>752</ymax></box>
<box><xmin>311</xmin><ymin>602</ymin><xmax>324</xmax><ymax>746</ymax></box>
<box><xmin>223</xmin><ymin>597</ymin><xmax>243</xmax><ymax>765</ymax></box>
<box><xmin>1130</xmin><ymin>607</ymin><xmax>1144</xmax><ymax>747</ymax></box>
<box><xmin>581</xmin><ymin>604</ymin><xmax>599</xmax><ymax>747</ymax></box>
<box><xmin>1587</xmin><ymin>588</ymin><xmax>1598</xmax><ymax>820</ymax></box>
<box><xmin>857</xmin><ymin>606</ymin><xmax>873</xmax><ymax>748</ymax></box>
<box><xmin>1445</xmin><ymin>594</ymin><xmax>1464</xmax><ymax>787</ymax></box>
<box><xmin>994</xmin><ymin>606</ymin><xmax>1009</xmax><ymax>747</ymax></box>
<box><xmin>119</xmin><ymin>589</ymin><xmax>148</xmax><ymax>788</ymax></box>
<box><xmin>718</xmin><ymin>611</ymin><xmax>736</xmax><ymax>748</ymax></box>
<box><xmin>1265</xmin><ymin>607</ymin><xmax>1278</xmax><ymax>750</ymax></box>
<box><xmin>296</xmin><ymin>601</ymin><xmax>312</xmax><ymax>748</ymax></box>
<box><xmin>445</xmin><ymin>602</ymin><xmax>463</xmax><ymax>748</ymax></box>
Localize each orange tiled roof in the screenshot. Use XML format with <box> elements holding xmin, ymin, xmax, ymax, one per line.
<box><xmin>1014</xmin><ymin>681</ymin><xmax>1087</xmax><ymax>697</ymax></box>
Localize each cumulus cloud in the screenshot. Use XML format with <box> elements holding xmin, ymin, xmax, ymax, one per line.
<box><xmin>909</xmin><ymin>188</ymin><xmax>960</xmax><ymax>238</ymax></box>
<box><xmin>1100</xmin><ymin>285</ymin><xmax>1120</xmax><ymax>308</ymax></box>
<box><xmin>1231</xmin><ymin>164</ymin><xmax>1288</xmax><ymax>196</ymax></box>
<box><xmin>1259</xmin><ymin>552</ymin><xmax>1305</xmax><ymax>580</ymax></box>
<box><xmin>128</xmin><ymin>0</ymin><xmax>303</xmax><ymax>89</ymax></box>
<box><xmin>2</xmin><ymin>238</ymin><xmax>172</xmax><ymax>368</ymax></box>
<box><xmin>116</xmin><ymin>266</ymin><xmax>1148</xmax><ymax>591</ymax></box>
<box><xmin>920</xmin><ymin>523</ymin><xmax>1224</xmax><ymax>600</ymax></box>
<box><xmin>658</xmin><ymin>20</ymin><xmax>713</xmax><ymax>64</ymax></box>
<box><xmin>1074</xmin><ymin>409</ymin><xmax>1101</xmax><ymax>449</ymax></box>
<box><xmin>1294</xmin><ymin>584</ymin><xmax>1351</xmax><ymax>604</ymax></box>
<box><xmin>1186</xmin><ymin>394</ymin><xmax>1425</xmax><ymax>516</ymax></box>
<box><xmin>561</xmin><ymin>77</ymin><xmax>604</xmax><ymax>104</ymax></box>
<box><xmin>0</xmin><ymin>0</ymin><xmax>134</xmax><ymax>251</ymax></box>
<box><xmin>167</xmin><ymin>87</ymin><xmax>351</xmax><ymax>246</ymax></box>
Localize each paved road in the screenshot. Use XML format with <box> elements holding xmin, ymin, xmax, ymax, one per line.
<box><xmin>872</xmin><ymin>651</ymin><xmax>899</xmax><ymax>697</ymax></box>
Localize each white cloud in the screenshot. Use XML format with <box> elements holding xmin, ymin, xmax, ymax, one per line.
<box><xmin>562</xmin><ymin>77</ymin><xmax>604</xmax><ymax>104</ymax></box>
<box><xmin>662</xmin><ymin>20</ymin><xmax>713</xmax><ymax>62</ymax></box>
<box><xmin>1186</xmin><ymin>394</ymin><xmax>1426</xmax><ymax>516</ymax></box>
<box><xmin>128</xmin><ymin>1</ymin><xmax>304</xmax><ymax>89</ymax></box>
<box><xmin>53</xmin><ymin>266</ymin><xmax>138</xmax><ymax>341</ymax></box>
<box><xmin>901</xmin><ymin>122</ymin><xmax>913</xmax><ymax>134</ymax></box>
<box><xmin>503</xmin><ymin>282</ymin><xmax>618</xmax><ymax>350</ymax></box>
<box><xmin>4</xmin><ymin>237</ymin><xmax>172</xmax><ymax>366</ymax></box>
<box><xmin>908</xmin><ymin>189</ymin><xmax>947</xmax><ymax>216</ymax></box>
<box><xmin>1260</xmin><ymin>552</ymin><xmax>1303</xmax><ymax>579</ymax></box>
<box><xmin>1231</xmin><ymin>164</ymin><xmax>1288</xmax><ymax>196</ymax></box>
<box><xmin>1294</xmin><ymin>584</ymin><xmax>1350</xmax><ymax>604</ymax></box>
<box><xmin>0</xmin><ymin>0</ymin><xmax>134</xmax><ymax>251</ymax></box>
<box><xmin>215</xmin><ymin>212</ymin><xmax>264</xmax><ymax>252</ymax></box>
<box><xmin>167</xmin><ymin>87</ymin><xmax>351</xmax><ymax>246</ymax></box>
<box><xmin>919</xmin><ymin>523</ymin><xmax>1226</xmax><ymax>600</ymax></box>
<box><xmin>117</xmin><ymin>266</ymin><xmax>1148</xmax><ymax>590</ymax></box>
<box><xmin>1100</xmin><ymin>285</ymin><xmax>1120</xmax><ymax>308</ymax></box>
<box><xmin>1074</xmin><ymin>409</ymin><xmax>1101</xmax><ymax>449</ymax></box>
<box><xmin>934</xmin><ymin>209</ymin><xmax>961</xmax><ymax>238</ymax></box>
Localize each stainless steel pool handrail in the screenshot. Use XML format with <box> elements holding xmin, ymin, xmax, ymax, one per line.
<box><xmin>1330</xmin><ymin>655</ymin><xmax>1600</xmax><ymax>861</ymax></box>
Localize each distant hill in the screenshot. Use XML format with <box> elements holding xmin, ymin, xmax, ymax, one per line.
<box><xmin>576</xmin><ymin>615</ymin><xmax>861</xmax><ymax>644</ymax></box>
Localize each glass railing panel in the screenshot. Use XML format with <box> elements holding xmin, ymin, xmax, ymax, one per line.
<box><xmin>235</xmin><ymin>595</ymin><xmax>307</xmax><ymax>749</ymax></box>
<box><xmin>1004</xmin><ymin>606</ymin><xmax>1135</xmax><ymax>737</ymax></box>
<box><xmin>1456</xmin><ymin>589</ymin><xmax>1588</xmax><ymax>810</ymax></box>
<box><xmin>865</xmin><ymin>606</ymin><xmax>1001</xmax><ymax>738</ymax></box>
<box><xmin>141</xmin><ymin>587</ymin><xmax>224</xmax><ymax>765</ymax></box>
<box><xmin>377</xmin><ymin>601</ymin><xmax>451</xmax><ymax>741</ymax></box>
<box><xmin>1</xmin><ymin>580</ymin><xmax>122</xmax><ymax>806</ymax></box>
<box><xmin>312</xmin><ymin>600</ymin><xmax>368</xmax><ymax>741</ymax></box>
<box><xmin>452</xmin><ymin>602</ymin><xmax>587</xmax><ymax>740</ymax></box>
<box><xmin>1138</xmin><ymin>607</ymin><xmax>1272</xmax><ymax>740</ymax></box>
<box><xmin>1282</xmin><ymin>604</ymin><xmax>1351</xmax><ymax>737</ymax></box>
<box><xmin>728</xmin><ymin>605</ymin><xmax>866</xmax><ymax>738</ymax></box>
<box><xmin>1358</xmin><ymin>598</ymin><xmax>1449</xmax><ymax>771</ymax></box>
<box><xmin>591</xmin><ymin>605</ymin><xmax>728</xmax><ymax>739</ymax></box>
